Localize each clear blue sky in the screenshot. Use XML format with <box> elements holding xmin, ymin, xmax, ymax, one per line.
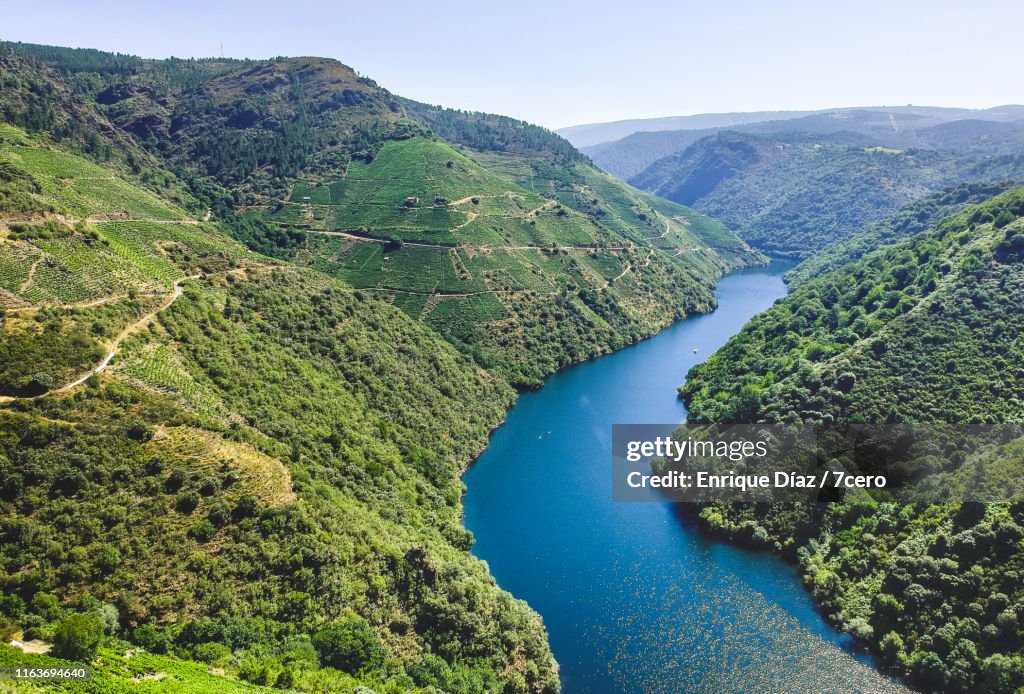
<box><xmin>3</xmin><ymin>0</ymin><xmax>1022</xmax><ymax>129</ymax></box>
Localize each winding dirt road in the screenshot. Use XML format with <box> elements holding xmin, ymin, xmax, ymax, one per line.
<box><xmin>0</xmin><ymin>276</ymin><xmax>195</xmax><ymax>405</ymax></box>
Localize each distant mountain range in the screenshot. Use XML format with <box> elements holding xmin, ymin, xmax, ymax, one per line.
<box><xmin>564</xmin><ymin>106</ymin><xmax>1024</xmax><ymax>180</ymax></box>
<box><xmin>557</xmin><ymin>105</ymin><xmax>1024</xmax><ymax>152</ymax></box>
<box><xmin>560</xmin><ymin>107</ymin><xmax>1024</xmax><ymax>257</ymax></box>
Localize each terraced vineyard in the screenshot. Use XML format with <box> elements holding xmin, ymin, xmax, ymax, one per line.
<box><xmin>0</xmin><ymin>220</ymin><xmax>248</xmax><ymax>310</ymax></box>
<box><xmin>271</xmin><ymin>136</ymin><xmax>761</xmax><ymax>386</ymax></box>
<box><xmin>0</xmin><ymin>124</ymin><xmax>185</xmax><ymax>220</ymax></box>
<box><xmin>0</xmin><ymin>127</ymin><xmax>255</xmax><ymax>310</ymax></box>
<box><xmin>0</xmin><ymin>126</ymin><xmax>263</xmax><ymax>397</ymax></box>
<box><xmin>116</xmin><ymin>336</ymin><xmax>231</xmax><ymax>420</ymax></box>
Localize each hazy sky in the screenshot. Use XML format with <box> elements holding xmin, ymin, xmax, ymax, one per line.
<box><xmin>4</xmin><ymin>0</ymin><xmax>1023</xmax><ymax>129</ymax></box>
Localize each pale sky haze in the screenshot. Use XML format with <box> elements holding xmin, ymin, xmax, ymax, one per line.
<box><xmin>3</xmin><ymin>0</ymin><xmax>1023</xmax><ymax>129</ymax></box>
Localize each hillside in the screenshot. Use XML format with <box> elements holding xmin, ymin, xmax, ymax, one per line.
<box><xmin>677</xmin><ymin>190</ymin><xmax>1024</xmax><ymax>692</ymax></box>
<box><xmin>0</xmin><ymin>121</ymin><xmax>565</xmax><ymax>692</ymax></box>
<box><xmin>1</xmin><ymin>42</ymin><xmax>761</xmax><ymax>389</ymax></box>
<box><xmin>555</xmin><ymin>109</ymin><xmax>818</xmax><ymax>148</ymax></box>
<box><xmin>275</xmin><ymin>123</ymin><xmax>758</xmax><ymax>388</ymax></box>
<box><xmin>586</xmin><ymin>108</ymin><xmax>956</xmax><ymax>179</ymax></box>
<box><xmin>0</xmin><ymin>40</ymin><xmax>765</xmax><ymax>693</ymax></box>
<box><xmin>628</xmin><ymin>129</ymin><xmax>1024</xmax><ymax>257</ymax></box>
<box><xmin>786</xmin><ymin>181</ymin><xmax>1018</xmax><ymax>286</ymax></box>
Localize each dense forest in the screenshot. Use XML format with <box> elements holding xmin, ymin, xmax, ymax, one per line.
<box><xmin>677</xmin><ymin>190</ymin><xmax>1024</xmax><ymax>692</ymax></box>
<box><xmin>399</xmin><ymin>99</ymin><xmax>586</xmax><ymax>166</ymax></box>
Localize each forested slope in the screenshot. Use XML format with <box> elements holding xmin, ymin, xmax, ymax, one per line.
<box><xmin>0</xmin><ymin>38</ymin><xmax>766</xmax><ymax>693</ymax></box>
<box><xmin>627</xmin><ymin>127</ymin><xmax>1024</xmax><ymax>258</ymax></box>
<box><xmin>0</xmin><ymin>122</ymin><xmax>560</xmax><ymax>692</ymax></box>
<box><xmin>678</xmin><ymin>190</ymin><xmax>1024</xmax><ymax>692</ymax></box>
<box><xmin>785</xmin><ymin>181</ymin><xmax>1018</xmax><ymax>287</ymax></box>
<box><xmin>0</xmin><ymin>74</ymin><xmax>561</xmax><ymax>694</ymax></box>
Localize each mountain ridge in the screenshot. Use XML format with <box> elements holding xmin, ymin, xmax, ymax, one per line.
<box><xmin>625</xmin><ymin>125</ymin><xmax>1024</xmax><ymax>257</ymax></box>
<box><xmin>559</xmin><ymin>104</ymin><xmax>1024</xmax><ymax>150</ymax></box>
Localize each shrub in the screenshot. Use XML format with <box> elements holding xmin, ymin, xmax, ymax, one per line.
<box><xmin>312</xmin><ymin>616</ymin><xmax>385</xmax><ymax>674</ymax></box>
<box><xmin>126</xmin><ymin>421</ymin><xmax>154</xmax><ymax>442</ymax></box>
<box><xmin>994</xmin><ymin>209</ymin><xmax>1015</xmax><ymax>228</ymax></box>
<box><xmin>190</xmin><ymin>519</ymin><xmax>217</xmax><ymax>541</ymax></box>
<box><xmin>132</xmin><ymin>623</ymin><xmax>170</xmax><ymax>653</ymax></box>
<box><xmin>176</xmin><ymin>490</ymin><xmax>201</xmax><ymax>514</ymax></box>
<box><xmin>51</xmin><ymin>614</ymin><xmax>104</xmax><ymax>661</ymax></box>
<box><xmin>26</xmin><ymin>372</ymin><xmax>56</xmax><ymax>395</ymax></box>
<box><xmin>30</xmin><ymin>592</ymin><xmax>60</xmax><ymax>620</ymax></box>
<box><xmin>206</xmin><ymin>501</ymin><xmax>231</xmax><ymax>527</ymax></box>
<box><xmin>193</xmin><ymin>641</ymin><xmax>232</xmax><ymax>664</ymax></box>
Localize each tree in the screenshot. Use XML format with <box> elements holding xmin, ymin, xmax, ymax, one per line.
<box><xmin>126</xmin><ymin>421</ymin><xmax>154</xmax><ymax>442</ymax></box>
<box><xmin>836</xmin><ymin>372</ymin><xmax>857</xmax><ymax>393</ymax></box>
<box><xmin>193</xmin><ymin>641</ymin><xmax>232</xmax><ymax>664</ymax></box>
<box><xmin>909</xmin><ymin>650</ymin><xmax>949</xmax><ymax>691</ymax></box>
<box><xmin>880</xmin><ymin>631</ymin><xmax>905</xmax><ymax>666</ymax></box>
<box><xmin>94</xmin><ymin>604</ymin><xmax>119</xmax><ymax>635</ymax></box>
<box><xmin>993</xmin><ymin>209</ymin><xmax>1015</xmax><ymax>228</ymax></box>
<box><xmin>26</xmin><ymin>372</ymin><xmax>55</xmax><ymax>395</ymax></box>
<box><xmin>52</xmin><ymin>614</ymin><xmax>104</xmax><ymax>661</ymax></box>
<box><xmin>312</xmin><ymin>616</ymin><xmax>385</xmax><ymax>674</ymax></box>
<box><xmin>980</xmin><ymin>653</ymin><xmax>1024</xmax><ymax>692</ymax></box>
<box><xmin>870</xmin><ymin>592</ymin><xmax>902</xmax><ymax>636</ymax></box>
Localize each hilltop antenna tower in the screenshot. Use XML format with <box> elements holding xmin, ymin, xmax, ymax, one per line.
<box><xmin>220</xmin><ymin>42</ymin><xmax>224</xmax><ymax>59</ymax></box>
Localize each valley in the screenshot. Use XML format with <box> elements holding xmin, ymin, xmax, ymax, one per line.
<box><xmin>568</xmin><ymin>108</ymin><xmax>1024</xmax><ymax>259</ymax></box>
<box><xmin>1</xmin><ymin>29</ymin><xmax>1023</xmax><ymax>694</ymax></box>
<box><xmin>0</xmin><ymin>40</ymin><xmax>758</xmax><ymax>693</ymax></box>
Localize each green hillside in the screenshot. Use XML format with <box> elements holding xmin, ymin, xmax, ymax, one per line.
<box><xmin>678</xmin><ymin>190</ymin><xmax>1024</xmax><ymax>692</ymax></box>
<box><xmin>629</xmin><ymin>129</ymin><xmax>1024</xmax><ymax>257</ymax></box>
<box><xmin>275</xmin><ymin>133</ymin><xmax>758</xmax><ymax>386</ymax></box>
<box><xmin>0</xmin><ymin>42</ymin><xmax>761</xmax><ymax>389</ymax></box>
<box><xmin>0</xmin><ymin>40</ymin><xmax>764</xmax><ymax>693</ymax></box>
<box><xmin>785</xmin><ymin>181</ymin><xmax>1017</xmax><ymax>287</ymax></box>
<box><xmin>0</xmin><ymin>123</ymin><xmax>560</xmax><ymax>692</ymax></box>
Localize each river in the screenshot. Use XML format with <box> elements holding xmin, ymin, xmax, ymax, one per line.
<box><xmin>463</xmin><ymin>260</ymin><xmax>912</xmax><ymax>693</ymax></box>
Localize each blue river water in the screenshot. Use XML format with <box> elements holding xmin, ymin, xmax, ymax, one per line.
<box><xmin>463</xmin><ymin>261</ymin><xmax>912</xmax><ymax>693</ymax></box>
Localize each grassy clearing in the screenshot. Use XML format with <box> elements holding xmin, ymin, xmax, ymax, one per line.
<box><xmin>148</xmin><ymin>426</ymin><xmax>296</xmax><ymax>507</ymax></box>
